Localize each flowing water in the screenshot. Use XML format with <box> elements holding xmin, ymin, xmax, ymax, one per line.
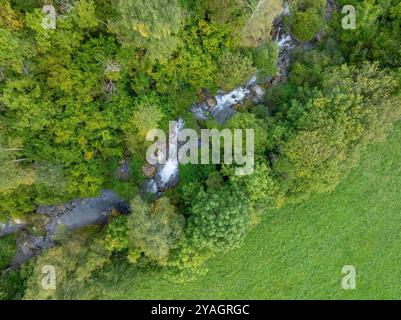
<box><xmin>190</xmin><ymin>2</ymin><xmax>295</xmax><ymax>126</ymax></box>
<box><xmin>146</xmin><ymin>2</ymin><xmax>297</xmax><ymax>195</ymax></box>
<box><xmin>153</xmin><ymin>118</ymin><xmax>185</xmax><ymax>191</ymax></box>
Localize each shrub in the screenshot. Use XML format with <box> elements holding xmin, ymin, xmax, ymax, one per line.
<box><xmin>24</xmin><ymin>227</ymin><xmax>110</xmax><ymax>299</ymax></box>
<box><xmin>224</xmin><ymin>112</ymin><xmax>269</xmax><ymax>156</ymax></box>
<box><xmin>252</xmin><ymin>41</ymin><xmax>279</xmax><ymax>81</ymax></box>
<box><xmin>0</xmin><ymin>269</ymin><xmax>27</xmax><ymax>300</ymax></box>
<box><xmin>128</xmin><ymin>196</ymin><xmax>185</xmax><ymax>264</ymax></box>
<box><xmin>288</xmin><ymin>0</ymin><xmax>326</xmax><ymax>42</ymax></box>
<box><xmin>186</xmin><ymin>184</ymin><xmax>250</xmax><ymax>252</ymax></box>
<box><xmin>104</xmin><ymin>215</ymin><xmax>129</xmax><ymax>252</ymax></box>
<box><xmin>0</xmin><ymin>234</ymin><xmax>16</xmax><ymax>269</ymax></box>
<box><xmin>274</xmin><ymin>63</ymin><xmax>401</xmax><ymax>199</ymax></box>
<box><xmin>237</xmin><ymin>0</ymin><xmax>283</xmax><ymax>47</ymax></box>
<box><xmin>230</xmin><ymin>162</ymin><xmax>285</xmax><ymax>210</ymax></box>
<box><xmin>216</xmin><ymin>51</ymin><xmax>256</xmax><ymax>91</ymax></box>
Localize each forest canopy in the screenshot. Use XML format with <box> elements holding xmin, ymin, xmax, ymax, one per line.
<box><xmin>0</xmin><ymin>0</ymin><xmax>400</xmax><ymax>300</ymax></box>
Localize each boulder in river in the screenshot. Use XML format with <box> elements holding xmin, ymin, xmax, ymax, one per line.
<box><xmin>12</xmin><ymin>232</ymin><xmax>53</xmax><ymax>266</ymax></box>
<box><xmin>51</xmin><ymin>190</ymin><xmax>129</xmax><ymax>231</ymax></box>
<box><xmin>11</xmin><ymin>190</ymin><xmax>130</xmax><ymax>266</ymax></box>
<box><xmin>116</xmin><ymin>158</ymin><xmax>131</xmax><ymax>181</ymax></box>
<box><xmin>206</xmin><ymin>96</ymin><xmax>217</xmax><ymax>109</ymax></box>
<box><xmin>140</xmin><ymin>179</ymin><xmax>159</xmax><ymax>196</ymax></box>
<box><xmin>250</xmin><ymin>85</ymin><xmax>266</xmax><ymax>104</ymax></box>
<box><xmin>0</xmin><ymin>220</ymin><xmax>25</xmax><ymax>238</ymax></box>
<box><xmin>142</xmin><ymin>164</ymin><xmax>157</xmax><ymax>178</ymax></box>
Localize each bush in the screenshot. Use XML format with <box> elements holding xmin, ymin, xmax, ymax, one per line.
<box><xmin>274</xmin><ymin>63</ymin><xmax>401</xmax><ymax>199</ymax></box>
<box><xmin>166</xmin><ymin>237</ymin><xmax>212</xmax><ymax>282</ymax></box>
<box><xmin>216</xmin><ymin>51</ymin><xmax>256</xmax><ymax>91</ymax></box>
<box><xmin>127</xmin><ymin>248</ymin><xmax>141</xmax><ymax>264</ymax></box>
<box><xmin>128</xmin><ymin>196</ymin><xmax>185</xmax><ymax>264</ymax></box>
<box><xmin>333</xmin><ymin>0</ymin><xmax>401</xmax><ymax>68</ymax></box>
<box><xmin>186</xmin><ymin>184</ymin><xmax>250</xmax><ymax>252</ymax></box>
<box><xmin>237</xmin><ymin>0</ymin><xmax>282</xmax><ymax>47</ymax></box>
<box><xmin>230</xmin><ymin>162</ymin><xmax>285</xmax><ymax>210</ymax></box>
<box><xmin>288</xmin><ymin>0</ymin><xmax>326</xmax><ymax>42</ymax></box>
<box><xmin>252</xmin><ymin>42</ymin><xmax>279</xmax><ymax>81</ymax></box>
<box><xmin>224</xmin><ymin>112</ymin><xmax>269</xmax><ymax>156</ymax></box>
<box><xmin>0</xmin><ymin>269</ymin><xmax>27</xmax><ymax>300</ymax></box>
<box><xmin>104</xmin><ymin>215</ymin><xmax>129</xmax><ymax>252</ymax></box>
<box><xmin>24</xmin><ymin>227</ymin><xmax>110</xmax><ymax>299</ymax></box>
<box><xmin>0</xmin><ymin>234</ymin><xmax>16</xmax><ymax>269</ymax></box>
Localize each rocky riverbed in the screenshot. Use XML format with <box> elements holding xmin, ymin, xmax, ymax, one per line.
<box><xmin>0</xmin><ymin>220</ymin><xmax>25</xmax><ymax>238</ymax></box>
<box><xmin>190</xmin><ymin>3</ymin><xmax>296</xmax><ymax>125</ymax></box>
<box><xmin>7</xmin><ymin>190</ymin><xmax>129</xmax><ymax>266</ymax></box>
<box><xmin>140</xmin><ymin>2</ymin><xmax>298</xmax><ymax>195</ymax></box>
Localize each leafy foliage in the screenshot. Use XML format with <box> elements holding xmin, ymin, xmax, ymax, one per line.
<box><xmin>1</xmin><ymin>0</ymin><xmax>401</xmax><ymax>297</ymax></box>
<box><xmin>186</xmin><ymin>185</ymin><xmax>250</xmax><ymax>252</ymax></box>
<box><xmin>252</xmin><ymin>41</ymin><xmax>279</xmax><ymax>81</ymax></box>
<box><xmin>104</xmin><ymin>215</ymin><xmax>129</xmax><ymax>252</ymax></box>
<box><xmin>274</xmin><ymin>63</ymin><xmax>401</xmax><ymax>198</ymax></box>
<box><xmin>287</xmin><ymin>0</ymin><xmax>326</xmax><ymax>42</ymax></box>
<box><xmin>24</xmin><ymin>227</ymin><xmax>110</xmax><ymax>300</ymax></box>
<box><xmin>109</xmin><ymin>0</ymin><xmax>185</xmax><ymax>63</ymax></box>
<box><xmin>0</xmin><ymin>145</ymin><xmax>36</xmax><ymax>194</ymax></box>
<box><xmin>0</xmin><ymin>234</ymin><xmax>16</xmax><ymax>269</ymax></box>
<box><xmin>216</xmin><ymin>50</ymin><xmax>256</xmax><ymax>91</ymax></box>
<box><xmin>128</xmin><ymin>196</ymin><xmax>185</xmax><ymax>263</ymax></box>
<box><xmin>0</xmin><ymin>268</ymin><xmax>28</xmax><ymax>300</ymax></box>
<box><xmin>237</xmin><ymin>0</ymin><xmax>283</xmax><ymax>47</ymax></box>
<box><xmin>334</xmin><ymin>0</ymin><xmax>401</xmax><ymax>68</ymax></box>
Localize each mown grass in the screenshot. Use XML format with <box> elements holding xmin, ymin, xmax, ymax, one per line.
<box><xmin>79</xmin><ymin>123</ymin><xmax>401</xmax><ymax>299</ymax></box>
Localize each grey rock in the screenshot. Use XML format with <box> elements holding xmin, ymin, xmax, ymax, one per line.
<box><xmin>140</xmin><ymin>179</ymin><xmax>159</xmax><ymax>196</ymax></box>
<box><xmin>206</xmin><ymin>96</ymin><xmax>217</xmax><ymax>109</ymax></box>
<box><xmin>250</xmin><ymin>85</ymin><xmax>265</xmax><ymax>104</ymax></box>
<box><xmin>142</xmin><ymin>164</ymin><xmax>157</xmax><ymax>178</ymax></box>
<box><xmin>155</xmin><ymin>169</ymin><xmax>180</xmax><ymax>192</ymax></box>
<box><xmin>11</xmin><ymin>190</ymin><xmax>130</xmax><ymax>266</ymax></box>
<box><xmin>251</xmin><ymin>85</ymin><xmax>265</xmax><ymax>98</ymax></box>
<box><xmin>190</xmin><ymin>102</ymin><xmax>209</xmax><ymax>120</ymax></box>
<box><xmin>264</xmin><ymin>76</ymin><xmax>274</xmax><ymax>84</ymax></box>
<box><xmin>12</xmin><ymin>233</ymin><xmax>53</xmax><ymax>266</ymax></box>
<box><xmin>211</xmin><ymin>107</ymin><xmax>237</xmax><ymax>125</ymax></box>
<box><xmin>116</xmin><ymin>159</ymin><xmax>131</xmax><ymax>181</ymax></box>
<box><xmin>52</xmin><ymin>190</ymin><xmax>129</xmax><ymax>231</ymax></box>
<box><xmin>0</xmin><ymin>220</ymin><xmax>25</xmax><ymax>238</ymax></box>
<box><xmin>326</xmin><ymin>0</ymin><xmax>338</xmax><ymax>21</ymax></box>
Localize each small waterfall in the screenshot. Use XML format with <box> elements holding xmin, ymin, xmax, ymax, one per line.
<box><xmin>211</xmin><ymin>86</ymin><xmax>251</xmax><ymax>124</ymax></box>
<box><xmin>190</xmin><ymin>2</ymin><xmax>296</xmax><ymax>124</ymax></box>
<box><xmin>273</xmin><ymin>2</ymin><xmax>296</xmax><ymax>81</ymax></box>
<box><xmin>143</xmin><ymin>118</ymin><xmax>185</xmax><ymax>194</ymax></box>
<box><xmin>145</xmin><ymin>2</ymin><xmax>298</xmax><ymax>195</ymax></box>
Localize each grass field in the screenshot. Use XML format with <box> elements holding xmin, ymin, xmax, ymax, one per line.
<box><xmin>80</xmin><ymin>123</ymin><xmax>401</xmax><ymax>299</ymax></box>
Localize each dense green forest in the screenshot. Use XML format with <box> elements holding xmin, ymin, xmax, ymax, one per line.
<box><xmin>0</xmin><ymin>0</ymin><xmax>400</xmax><ymax>299</ymax></box>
